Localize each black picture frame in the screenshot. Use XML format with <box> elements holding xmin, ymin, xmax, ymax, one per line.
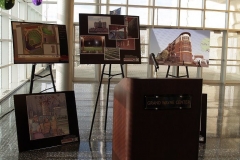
<box><xmin>79</xmin><ymin>13</ymin><xmax>141</xmax><ymax>64</ymax></box>
<box><xmin>11</xmin><ymin>21</ymin><xmax>69</xmax><ymax>64</ymax></box>
<box><xmin>14</xmin><ymin>91</ymin><xmax>79</xmax><ymax>152</ymax></box>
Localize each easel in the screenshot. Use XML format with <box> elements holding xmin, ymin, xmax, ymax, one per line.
<box><xmin>166</xmin><ymin>65</ymin><xmax>189</xmax><ymax>78</ymax></box>
<box><xmin>150</xmin><ymin>53</ymin><xmax>159</xmax><ymax>77</ymax></box>
<box><xmin>29</xmin><ymin>64</ymin><xmax>56</xmax><ymax>94</ymax></box>
<box><xmin>89</xmin><ymin>64</ymin><xmax>124</xmax><ymax>140</ymax></box>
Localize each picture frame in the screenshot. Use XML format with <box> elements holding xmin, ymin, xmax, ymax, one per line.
<box><xmin>79</xmin><ymin>13</ymin><xmax>141</xmax><ymax>64</ymax></box>
<box><xmin>14</xmin><ymin>91</ymin><xmax>79</xmax><ymax>152</ymax></box>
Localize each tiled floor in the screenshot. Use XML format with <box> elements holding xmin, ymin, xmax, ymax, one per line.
<box><xmin>0</xmin><ymin>79</ymin><xmax>240</xmax><ymax>159</ymax></box>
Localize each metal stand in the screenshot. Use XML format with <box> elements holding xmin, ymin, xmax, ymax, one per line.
<box><xmin>89</xmin><ymin>64</ymin><xmax>124</xmax><ymax>140</ymax></box>
<box><xmin>29</xmin><ymin>64</ymin><xmax>56</xmax><ymax>94</ymax></box>
<box><xmin>166</xmin><ymin>65</ymin><xmax>189</xmax><ymax>78</ymax></box>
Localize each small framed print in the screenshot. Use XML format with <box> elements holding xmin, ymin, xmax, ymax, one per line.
<box><xmin>14</xmin><ymin>91</ymin><xmax>80</xmax><ymax>152</ymax></box>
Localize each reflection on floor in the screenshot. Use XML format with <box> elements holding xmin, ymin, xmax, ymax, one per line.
<box><xmin>0</xmin><ymin>81</ymin><xmax>240</xmax><ymax>159</ymax></box>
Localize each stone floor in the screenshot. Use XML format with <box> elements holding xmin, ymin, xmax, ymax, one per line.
<box><xmin>0</xmin><ymin>79</ymin><xmax>240</xmax><ymax>159</ymax></box>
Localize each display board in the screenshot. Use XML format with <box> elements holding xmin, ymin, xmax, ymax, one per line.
<box><xmin>79</xmin><ymin>13</ymin><xmax>141</xmax><ymax>64</ymax></box>
<box><xmin>11</xmin><ymin>21</ymin><xmax>69</xmax><ymax>64</ymax></box>
<box><xmin>149</xmin><ymin>28</ymin><xmax>210</xmax><ymax>67</ymax></box>
<box><xmin>14</xmin><ymin>91</ymin><xmax>79</xmax><ymax>152</ymax></box>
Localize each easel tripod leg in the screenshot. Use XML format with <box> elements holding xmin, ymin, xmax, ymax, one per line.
<box><xmin>120</xmin><ymin>64</ymin><xmax>124</xmax><ymax>78</ymax></box>
<box><xmin>29</xmin><ymin>64</ymin><xmax>36</xmax><ymax>94</ymax></box>
<box><xmin>89</xmin><ymin>64</ymin><xmax>106</xmax><ymax>140</ymax></box>
<box><xmin>49</xmin><ymin>64</ymin><xmax>56</xmax><ymax>92</ymax></box>
<box><xmin>104</xmin><ymin>64</ymin><xmax>111</xmax><ymax>131</ymax></box>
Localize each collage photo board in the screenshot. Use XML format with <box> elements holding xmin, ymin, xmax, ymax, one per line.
<box><xmin>79</xmin><ymin>13</ymin><xmax>141</xmax><ymax>64</ymax></box>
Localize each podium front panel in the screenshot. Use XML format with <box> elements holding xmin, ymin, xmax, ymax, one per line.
<box><xmin>113</xmin><ymin>78</ymin><xmax>202</xmax><ymax>160</ymax></box>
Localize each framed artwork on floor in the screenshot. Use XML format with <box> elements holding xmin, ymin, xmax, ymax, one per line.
<box><xmin>14</xmin><ymin>91</ymin><xmax>79</xmax><ymax>152</ymax></box>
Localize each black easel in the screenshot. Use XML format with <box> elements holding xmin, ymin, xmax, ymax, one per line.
<box><xmin>166</xmin><ymin>65</ymin><xmax>189</xmax><ymax>78</ymax></box>
<box><xmin>89</xmin><ymin>64</ymin><xmax>124</xmax><ymax>140</ymax></box>
<box><xmin>29</xmin><ymin>64</ymin><xmax>56</xmax><ymax>94</ymax></box>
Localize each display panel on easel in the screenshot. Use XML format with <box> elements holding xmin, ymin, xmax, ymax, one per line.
<box><xmin>11</xmin><ymin>21</ymin><xmax>69</xmax><ymax>64</ymax></box>
<box><xmin>79</xmin><ymin>13</ymin><xmax>141</xmax><ymax>64</ymax></box>
<box><xmin>14</xmin><ymin>91</ymin><xmax>79</xmax><ymax>152</ymax></box>
<box><xmin>149</xmin><ymin>28</ymin><xmax>210</xmax><ymax>67</ymax></box>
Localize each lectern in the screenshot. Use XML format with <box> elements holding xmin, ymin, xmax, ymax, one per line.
<box><xmin>113</xmin><ymin>78</ymin><xmax>203</xmax><ymax>160</ymax></box>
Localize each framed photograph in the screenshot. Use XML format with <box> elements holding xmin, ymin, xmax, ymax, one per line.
<box><xmin>149</xmin><ymin>28</ymin><xmax>210</xmax><ymax>67</ymax></box>
<box><xmin>79</xmin><ymin>13</ymin><xmax>141</xmax><ymax>64</ymax></box>
<box><xmin>14</xmin><ymin>91</ymin><xmax>79</xmax><ymax>152</ymax></box>
<box><xmin>11</xmin><ymin>21</ymin><xmax>69</xmax><ymax>64</ymax></box>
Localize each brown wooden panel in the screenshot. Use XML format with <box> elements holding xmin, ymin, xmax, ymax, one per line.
<box><xmin>113</xmin><ymin>78</ymin><xmax>202</xmax><ymax>160</ymax></box>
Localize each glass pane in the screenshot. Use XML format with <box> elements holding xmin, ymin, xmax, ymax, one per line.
<box><xmin>75</xmin><ymin>26</ymin><xmax>79</xmax><ymax>42</ymax></box>
<box><xmin>140</xmin><ymin>29</ymin><xmax>148</xmax><ymax>44</ymax></box>
<box><xmin>227</xmin><ymin>60</ymin><xmax>240</xmax><ymax>65</ymax></box>
<box><xmin>154</xmin><ymin>8</ymin><xmax>177</xmax><ymax>26</ymax></box>
<box><xmin>226</xmin><ymin>65</ymin><xmax>240</xmax><ymax>81</ymax></box>
<box><xmin>42</xmin><ymin>4</ymin><xmax>57</xmax><ymax>21</ymax></box>
<box><xmin>102</xmin><ymin>64</ymin><xmax>122</xmax><ymax>79</ymax></box>
<box><xmin>141</xmin><ymin>45</ymin><xmax>148</xmax><ymax>57</ymax></box>
<box><xmin>74</xmin><ymin>5</ymin><xmax>97</xmax><ymax>22</ymax></box>
<box><xmin>155</xmin><ymin>0</ymin><xmax>178</xmax><ymax>7</ymax></box>
<box><xmin>180</xmin><ymin>10</ymin><xmax>202</xmax><ymax>27</ymax></box>
<box><xmin>206</xmin><ymin>0</ymin><xmax>227</xmax><ymax>10</ymax></box>
<box><xmin>228</xmin><ymin>32</ymin><xmax>240</xmax><ymax>47</ymax></box>
<box><xmin>227</xmin><ymin>49</ymin><xmax>240</xmax><ymax>60</ymax></box>
<box><xmin>202</xmin><ymin>65</ymin><xmax>221</xmax><ymax>80</ymax></box>
<box><xmin>74</xmin><ymin>64</ymin><xmax>95</xmax><ymax>78</ymax></box>
<box><xmin>101</xmin><ymin>6</ymin><xmax>106</xmax><ymax>14</ymax></box>
<box><xmin>127</xmin><ymin>64</ymin><xmax>147</xmax><ymax>78</ymax></box>
<box><xmin>129</xmin><ymin>0</ymin><xmax>149</xmax><ymax>6</ymax></box>
<box><xmin>181</xmin><ymin>0</ymin><xmax>203</xmax><ymax>9</ymax></box>
<box><xmin>75</xmin><ymin>43</ymin><xmax>80</xmax><ymax>55</ymax></box>
<box><xmin>229</xmin><ymin>0</ymin><xmax>239</xmax><ymax>11</ymax></box>
<box><xmin>209</xmin><ymin>48</ymin><xmax>222</xmax><ymax>60</ymax></box>
<box><xmin>128</xmin><ymin>7</ymin><xmax>150</xmax><ymax>25</ymax></box>
<box><xmin>210</xmin><ymin>31</ymin><xmax>223</xmax><ymax>47</ymax></box>
<box><xmin>229</xmin><ymin>12</ymin><xmax>240</xmax><ymax>30</ymax></box>
<box><xmin>0</xmin><ymin>42</ymin><xmax>1</xmax><ymax>65</ymax></box>
<box><xmin>74</xmin><ymin>0</ymin><xmax>96</xmax><ymax>2</ymax></box>
<box><xmin>205</xmin><ymin>11</ymin><xmax>226</xmax><ymax>29</ymax></box>
<box><xmin>109</xmin><ymin>0</ymin><xmax>127</xmax><ymax>4</ymax></box>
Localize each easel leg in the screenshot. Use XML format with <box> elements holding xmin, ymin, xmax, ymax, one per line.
<box><xmin>89</xmin><ymin>64</ymin><xmax>106</xmax><ymax>140</ymax></box>
<box><xmin>186</xmin><ymin>66</ymin><xmax>189</xmax><ymax>78</ymax></box>
<box><xmin>120</xmin><ymin>64</ymin><xmax>124</xmax><ymax>78</ymax></box>
<box><xmin>104</xmin><ymin>64</ymin><xmax>111</xmax><ymax>130</ymax></box>
<box><xmin>166</xmin><ymin>65</ymin><xmax>170</xmax><ymax>78</ymax></box>
<box><xmin>177</xmin><ymin>66</ymin><xmax>179</xmax><ymax>78</ymax></box>
<box><xmin>49</xmin><ymin>64</ymin><xmax>56</xmax><ymax>92</ymax></box>
<box><xmin>29</xmin><ymin>64</ymin><xmax>36</xmax><ymax>94</ymax></box>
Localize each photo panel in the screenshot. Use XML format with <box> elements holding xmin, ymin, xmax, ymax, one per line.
<box><xmin>104</xmin><ymin>47</ymin><xmax>120</xmax><ymax>61</ymax></box>
<box><xmin>124</xmin><ymin>16</ymin><xmax>139</xmax><ymax>39</ymax></box>
<box><xmin>79</xmin><ymin>13</ymin><xmax>141</xmax><ymax>64</ymax></box>
<box><xmin>149</xmin><ymin>28</ymin><xmax>210</xmax><ymax>67</ymax></box>
<box><xmin>11</xmin><ymin>21</ymin><xmax>69</xmax><ymax>64</ymax></box>
<box><xmin>14</xmin><ymin>91</ymin><xmax>79</xmax><ymax>152</ymax></box>
<box><xmin>26</xmin><ymin>93</ymin><xmax>70</xmax><ymax>140</ymax></box>
<box><xmin>80</xmin><ymin>35</ymin><xmax>105</xmax><ymax>54</ymax></box>
<box><xmin>116</xmin><ymin>39</ymin><xmax>135</xmax><ymax>50</ymax></box>
<box><xmin>88</xmin><ymin>16</ymin><xmax>111</xmax><ymax>34</ymax></box>
<box><xmin>108</xmin><ymin>24</ymin><xmax>128</xmax><ymax>40</ymax></box>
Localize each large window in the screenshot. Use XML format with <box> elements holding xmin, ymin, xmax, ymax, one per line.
<box><xmin>1</xmin><ymin>0</ymin><xmax>240</xmax><ymax>102</ymax></box>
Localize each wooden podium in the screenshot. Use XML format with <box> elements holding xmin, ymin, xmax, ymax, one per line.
<box><xmin>113</xmin><ymin>78</ymin><xmax>203</xmax><ymax>160</ymax></box>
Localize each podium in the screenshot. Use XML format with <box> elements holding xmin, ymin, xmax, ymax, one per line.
<box><xmin>113</xmin><ymin>78</ymin><xmax>203</xmax><ymax>160</ymax></box>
